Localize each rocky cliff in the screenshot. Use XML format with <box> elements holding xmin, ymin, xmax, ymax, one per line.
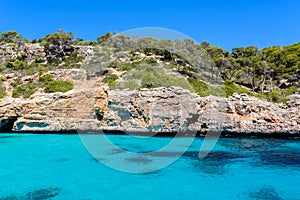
<box><xmin>0</xmin><ymin>69</ymin><xmax>299</xmax><ymax>136</ymax></box>
<box><xmin>0</xmin><ymin>42</ymin><xmax>300</xmax><ymax>137</ymax></box>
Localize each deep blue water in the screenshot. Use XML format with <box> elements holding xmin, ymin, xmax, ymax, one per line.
<box><xmin>0</xmin><ymin>134</ymin><xmax>299</xmax><ymax>200</ymax></box>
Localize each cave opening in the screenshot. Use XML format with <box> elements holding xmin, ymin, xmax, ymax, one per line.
<box><xmin>0</xmin><ymin>117</ymin><xmax>18</xmax><ymax>132</ymax></box>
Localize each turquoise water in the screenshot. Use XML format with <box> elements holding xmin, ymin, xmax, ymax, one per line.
<box><xmin>0</xmin><ymin>134</ymin><xmax>299</xmax><ymax>200</ymax></box>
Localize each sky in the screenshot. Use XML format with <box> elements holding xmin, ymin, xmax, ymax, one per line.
<box><xmin>0</xmin><ymin>0</ymin><xmax>299</xmax><ymax>50</ymax></box>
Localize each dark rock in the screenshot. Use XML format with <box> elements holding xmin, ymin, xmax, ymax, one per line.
<box><xmin>258</xmin><ymin>150</ymin><xmax>300</xmax><ymax>167</ymax></box>
<box><xmin>247</xmin><ymin>186</ymin><xmax>284</xmax><ymax>200</ymax></box>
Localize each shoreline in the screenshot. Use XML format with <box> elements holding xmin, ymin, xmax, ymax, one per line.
<box><xmin>1</xmin><ymin>130</ymin><xmax>299</xmax><ymax>139</ymax></box>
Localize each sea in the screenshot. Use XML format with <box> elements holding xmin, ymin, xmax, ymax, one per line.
<box><xmin>0</xmin><ymin>133</ymin><xmax>299</xmax><ymax>200</ymax></box>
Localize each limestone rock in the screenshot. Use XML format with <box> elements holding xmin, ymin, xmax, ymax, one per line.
<box><xmin>0</xmin><ymin>70</ymin><xmax>299</xmax><ymax>136</ymax></box>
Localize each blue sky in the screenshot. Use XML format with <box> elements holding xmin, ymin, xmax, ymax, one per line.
<box><xmin>0</xmin><ymin>0</ymin><xmax>299</xmax><ymax>50</ymax></box>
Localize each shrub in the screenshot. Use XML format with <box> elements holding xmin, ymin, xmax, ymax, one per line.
<box><xmin>119</xmin><ymin>63</ymin><xmax>138</xmax><ymax>71</ymax></box>
<box><xmin>109</xmin><ymin>60</ymin><xmax>121</xmax><ymax>68</ymax></box>
<box><xmin>116</xmin><ymin>80</ymin><xmax>140</xmax><ymax>90</ymax></box>
<box><xmin>26</xmin><ymin>67</ymin><xmax>34</xmax><ymax>76</ymax></box>
<box><xmin>0</xmin><ymin>31</ymin><xmax>22</xmax><ymax>43</ymax></box>
<box><xmin>224</xmin><ymin>80</ymin><xmax>253</xmax><ymax>97</ymax></box>
<box><xmin>188</xmin><ymin>79</ymin><xmax>252</xmax><ymax>97</ymax></box>
<box><xmin>38</xmin><ymin>66</ymin><xmax>44</xmax><ymax>75</ymax></box>
<box><xmin>43</xmin><ymin>30</ymin><xmax>74</xmax><ymax>46</ymax></box>
<box><xmin>9</xmin><ymin>77</ymin><xmax>22</xmax><ymax>89</ymax></box>
<box><xmin>48</xmin><ymin>58</ymin><xmax>60</xmax><ymax>65</ymax></box>
<box><xmin>10</xmin><ymin>82</ymin><xmax>17</xmax><ymax>87</ymax></box>
<box><xmin>0</xmin><ymin>76</ymin><xmax>7</xmax><ymax>82</ymax></box>
<box><xmin>39</xmin><ymin>74</ymin><xmax>53</xmax><ymax>83</ymax></box>
<box><xmin>12</xmin><ymin>83</ymin><xmax>38</xmax><ymax>98</ymax></box>
<box><xmin>63</xmin><ymin>52</ymin><xmax>85</xmax><ymax>68</ymax></box>
<box><xmin>144</xmin><ymin>58</ymin><xmax>158</xmax><ymax>65</ymax></box>
<box><xmin>0</xmin><ymin>90</ymin><xmax>6</xmax><ymax>99</ymax></box>
<box><xmin>262</xmin><ymin>86</ymin><xmax>299</xmax><ymax>103</ymax></box>
<box><xmin>142</xmin><ymin>82</ymin><xmax>158</xmax><ymax>89</ymax></box>
<box><xmin>0</xmin><ymin>81</ymin><xmax>6</xmax><ymax>98</ymax></box>
<box><xmin>35</xmin><ymin>57</ymin><xmax>44</xmax><ymax>63</ymax></box>
<box><xmin>75</xmin><ymin>40</ymin><xmax>98</xmax><ymax>46</ymax></box>
<box><xmin>44</xmin><ymin>80</ymin><xmax>73</xmax><ymax>93</ymax></box>
<box><xmin>102</xmin><ymin>73</ymin><xmax>118</xmax><ymax>88</ymax></box>
<box><xmin>115</xmin><ymin>64</ymin><xmax>193</xmax><ymax>91</ymax></box>
<box><xmin>6</xmin><ymin>59</ymin><xmax>28</xmax><ymax>70</ymax></box>
<box><xmin>188</xmin><ymin>78</ymin><xmax>210</xmax><ymax>97</ymax></box>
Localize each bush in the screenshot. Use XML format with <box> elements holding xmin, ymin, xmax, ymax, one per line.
<box><xmin>39</xmin><ymin>74</ymin><xmax>53</xmax><ymax>83</ymax></box>
<box><xmin>43</xmin><ymin>31</ymin><xmax>74</xmax><ymax>46</ymax></box>
<box><xmin>224</xmin><ymin>80</ymin><xmax>253</xmax><ymax>97</ymax></box>
<box><xmin>262</xmin><ymin>86</ymin><xmax>299</xmax><ymax>103</ymax></box>
<box><xmin>6</xmin><ymin>59</ymin><xmax>28</xmax><ymax>70</ymax></box>
<box><xmin>142</xmin><ymin>82</ymin><xmax>158</xmax><ymax>89</ymax></box>
<box><xmin>0</xmin><ymin>90</ymin><xmax>6</xmax><ymax>99</ymax></box>
<box><xmin>116</xmin><ymin>80</ymin><xmax>140</xmax><ymax>90</ymax></box>
<box><xmin>48</xmin><ymin>58</ymin><xmax>60</xmax><ymax>65</ymax></box>
<box><xmin>109</xmin><ymin>60</ymin><xmax>121</xmax><ymax>68</ymax></box>
<box><xmin>63</xmin><ymin>52</ymin><xmax>85</xmax><ymax>68</ymax></box>
<box><xmin>10</xmin><ymin>82</ymin><xmax>17</xmax><ymax>87</ymax></box>
<box><xmin>0</xmin><ymin>81</ymin><xmax>5</xmax><ymax>98</ymax></box>
<box><xmin>102</xmin><ymin>73</ymin><xmax>118</xmax><ymax>88</ymax></box>
<box><xmin>11</xmin><ymin>73</ymin><xmax>74</xmax><ymax>97</ymax></box>
<box><xmin>0</xmin><ymin>31</ymin><xmax>22</xmax><ymax>43</ymax></box>
<box><xmin>115</xmin><ymin>64</ymin><xmax>193</xmax><ymax>91</ymax></box>
<box><xmin>188</xmin><ymin>79</ymin><xmax>251</xmax><ymax>97</ymax></box>
<box><xmin>144</xmin><ymin>58</ymin><xmax>158</xmax><ymax>65</ymax></box>
<box><xmin>12</xmin><ymin>83</ymin><xmax>38</xmax><ymax>98</ymax></box>
<box><xmin>38</xmin><ymin>66</ymin><xmax>44</xmax><ymax>75</ymax></box>
<box><xmin>119</xmin><ymin>63</ymin><xmax>138</xmax><ymax>71</ymax></box>
<box><xmin>0</xmin><ymin>76</ymin><xmax>6</xmax><ymax>82</ymax></box>
<box><xmin>188</xmin><ymin>78</ymin><xmax>210</xmax><ymax>97</ymax></box>
<box><xmin>35</xmin><ymin>57</ymin><xmax>44</xmax><ymax>63</ymax></box>
<box><xmin>44</xmin><ymin>80</ymin><xmax>73</xmax><ymax>93</ymax></box>
<box><xmin>263</xmin><ymin>90</ymin><xmax>288</xmax><ymax>103</ymax></box>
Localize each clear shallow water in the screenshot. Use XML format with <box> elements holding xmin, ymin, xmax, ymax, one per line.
<box><xmin>0</xmin><ymin>134</ymin><xmax>299</xmax><ymax>200</ymax></box>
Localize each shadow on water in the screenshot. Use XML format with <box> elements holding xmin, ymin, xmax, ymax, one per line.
<box><xmin>218</xmin><ymin>138</ymin><xmax>286</xmax><ymax>152</ymax></box>
<box><xmin>218</xmin><ymin>138</ymin><xmax>300</xmax><ymax>170</ymax></box>
<box><xmin>0</xmin><ymin>187</ymin><xmax>60</xmax><ymax>200</ymax></box>
<box><xmin>255</xmin><ymin>150</ymin><xmax>300</xmax><ymax>169</ymax></box>
<box><xmin>108</xmin><ymin>148</ymin><xmax>126</xmax><ymax>155</ymax></box>
<box><xmin>125</xmin><ymin>156</ymin><xmax>152</xmax><ymax>164</ymax></box>
<box><xmin>0</xmin><ymin>135</ymin><xmax>25</xmax><ymax>140</ymax></box>
<box><xmin>89</xmin><ymin>149</ymin><xmax>249</xmax><ymax>175</ymax></box>
<box><xmin>90</xmin><ymin>157</ymin><xmax>107</xmax><ymax>163</ymax></box>
<box><xmin>183</xmin><ymin>151</ymin><xmax>247</xmax><ymax>175</ymax></box>
<box><xmin>112</xmin><ymin>143</ymin><xmax>143</xmax><ymax>153</ymax></box>
<box><xmin>55</xmin><ymin>158</ymin><xmax>70</xmax><ymax>163</ymax></box>
<box><xmin>241</xmin><ymin>186</ymin><xmax>285</xmax><ymax>200</ymax></box>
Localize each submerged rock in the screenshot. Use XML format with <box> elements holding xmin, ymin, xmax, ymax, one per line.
<box><xmin>247</xmin><ymin>186</ymin><xmax>284</xmax><ymax>200</ymax></box>
<box><xmin>0</xmin><ymin>187</ymin><xmax>60</xmax><ymax>200</ymax></box>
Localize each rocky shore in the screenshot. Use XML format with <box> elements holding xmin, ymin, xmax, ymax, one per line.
<box><xmin>0</xmin><ymin>41</ymin><xmax>300</xmax><ymax>137</ymax></box>
<box><xmin>0</xmin><ymin>69</ymin><xmax>299</xmax><ymax>137</ymax></box>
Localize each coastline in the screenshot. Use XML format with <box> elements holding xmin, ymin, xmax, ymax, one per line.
<box><xmin>1</xmin><ymin>129</ymin><xmax>299</xmax><ymax>139</ymax></box>
<box><xmin>1</xmin><ymin>44</ymin><xmax>299</xmax><ymax>137</ymax></box>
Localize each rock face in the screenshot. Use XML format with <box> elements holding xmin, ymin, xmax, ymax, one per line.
<box><xmin>0</xmin><ymin>74</ymin><xmax>299</xmax><ymax>136</ymax></box>
<box><xmin>0</xmin><ymin>43</ymin><xmax>93</xmax><ymax>65</ymax></box>
<box><xmin>1</xmin><ymin>43</ymin><xmax>299</xmax><ymax>136</ymax></box>
<box><xmin>98</xmin><ymin>88</ymin><xmax>300</xmax><ymax>135</ymax></box>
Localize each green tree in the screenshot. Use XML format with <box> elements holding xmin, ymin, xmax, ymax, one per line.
<box><xmin>43</xmin><ymin>29</ymin><xmax>74</xmax><ymax>46</ymax></box>
<box><xmin>0</xmin><ymin>31</ymin><xmax>22</xmax><ymax>43</ymax></box>
<box><xmin>97</xmin><ymin>32</ymin><xmax>115</xmax><ymax>44</ymax></box>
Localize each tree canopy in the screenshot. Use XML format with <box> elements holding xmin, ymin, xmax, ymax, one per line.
<box><xmin>0</xmin><ymin>31</ymin><xmax>22</xmax><ymax>43</ymax></box>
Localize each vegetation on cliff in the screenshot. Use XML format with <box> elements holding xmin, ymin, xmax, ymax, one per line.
<box><xmin>11</xmin><ymin>74</ymin><xmax>74</xmax><ymax>98</ymax></box>
<box><xmin>0</xmin><ymin>30</ymin><xmax>299</xmax><ymax>103</ymax></box>
<box><xmin>0</xmin><ymin>77</ymin><xmax>6</xmax><ymax>99</ymax></box>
